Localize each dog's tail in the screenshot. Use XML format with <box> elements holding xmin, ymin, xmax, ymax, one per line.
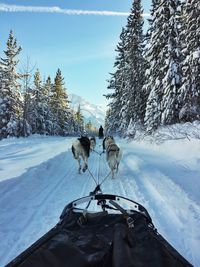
<box><xmin>116</xmin><ymin>147</ymin><xmax>122</xmax><ymax>161</ymax></box>
<box><xmin>116</xmin><ymin>148</ymin><xmax>119</xmax><ymax>159</ymax></box>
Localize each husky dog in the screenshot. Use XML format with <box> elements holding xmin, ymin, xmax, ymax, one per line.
<box><xmin>89</xmin><ymin>137</ymin><xmax>96</xmax><ymax>151</ymax></box>
<box><xmin>103</xmin><ymin>136</ymin><xmax>122</xmax><ymax>178</ymax></box>
<box><xmin>72</xmin><ymin>136</ymin><xmax>90</xmax><ymax>173</ymax></box>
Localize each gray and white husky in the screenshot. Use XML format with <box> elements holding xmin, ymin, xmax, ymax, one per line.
<box><xmin>103</xmin><ymin>136</ymin><xmax>122</xmax><ymax>178</ymax></box>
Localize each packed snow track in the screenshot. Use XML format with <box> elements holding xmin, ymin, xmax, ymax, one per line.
<box><xmin>0</xmin><ymin>136</ymin><xmax>199</xmax><ymax>266</ymax></box>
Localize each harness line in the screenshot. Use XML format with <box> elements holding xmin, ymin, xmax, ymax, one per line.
<box><xmin>87</xmin><ymin>148</ymin><xmax>111</xmax><ymax>189</ymax></box>
<box><xmin>91</xmin><ymin>148</ymin><xmax>104</xmax><ymax>156</ymax></box>
<box><xmin>87</xmin><ymin>167</ymin><xmax>98</xmax><ymax>186</ymax></box>
<box><xmin>97</xmin><ymin>149</ymin><xmax>102</xmax><ymax>184</ymax></box>
<box><xmin>99</xmin><ymin>170</ymin><xmax>112</xmax><ymax>186</ymax></box>
<box><xmin>85</xmin><ymin>147</ymin><xmax>112</xmax><ymax>210</ymax></box>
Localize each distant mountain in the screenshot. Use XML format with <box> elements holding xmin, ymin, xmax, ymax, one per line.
<box><xmin>69</xmin><ymin>94</ymin><xmax>105</xmax><ymax>128</ymax></box>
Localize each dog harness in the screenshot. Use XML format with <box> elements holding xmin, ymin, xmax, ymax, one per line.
<box><xmin>107</xmin><ymin>144</ymin><xmax>119</xmax><ymax>154</ymax></box>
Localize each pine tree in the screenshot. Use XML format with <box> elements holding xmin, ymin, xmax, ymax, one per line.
<box><xmin>144</xmin><ymin>0</ymin><xmax>182</xmax><ymax>132</ymax></box>
<box><xmin>122</xmin><ymin>0</ymin><xmax>145</xmax><ymax>134</ymax></box>
<box><xmin>0</xmin><ymin>58</ymin><xmax>5</xmax><ymax>139</ymax></box>
<box><xmin>0</xmin><ymin>30</ymin><xmax>22</xmax><ymax>138</ymax></box>
<box><xmin>20</xmin><ymin>72</ymin><xmax>32</xmax><ymax>137</ymax></box>
<box><xmin>178</xmin><ymin>0</ymin><xmax>186</xmax><ymax>54</ymax></box>
<box><xmin>19</xmin><ymin>56</ymin><xmax>36</xmax><ymax>137</ymax></box>
<box><xmin>74</xmin><ymin>104</ymin><xmax>84</xmax><ymax>135</ymax></box>
<box><xmin>160</xmin><ymin>0</ymin><xmax>182</xmax><ymax>125</ymax></box>
<box><xmin>27</xmin><ymin>69</ymin><xmax>48</xmax><ymax>134</ymax></box>
<box><xmin>105</xmin><ymin>0</ymin><xmax>146</xmax><ymax>137</ymax></box>
<box><xmin>22</xmin><ymin>87</ymin><xmax>32</xmax><ymax>137</ymax></box>
<box><xmin>142</xmin><ymin>0</ymin><xmax>160</xmax><ymax>130</ymax></box>
<box><xmin>105</xmin><ymin>28</ymin><xmax>127</xmax><ymax>135</ymax></box>
<box><xmin>50</xmin><ymin>69</ymin><xmax>71</xmax><ymax>135</ymax></box>
<box><xmin>104</xmin><ymin>108</ymin><xmax>113</xmax><ymax>134</ymax></box>
<box><xmin>43</xmin><ymin>76</ymin><xmax>54</xmax><ymax>135</ymax></box>
<box><xmin>179</xmin><ymin>0</ymin><xmax>200</xmax><ymax>122</ymax></box>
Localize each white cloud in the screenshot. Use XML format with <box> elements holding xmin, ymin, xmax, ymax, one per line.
<box><xmin>0</xmin><ymin>3</ymin><xmax>150</xmax><ymax>17</ymax></box>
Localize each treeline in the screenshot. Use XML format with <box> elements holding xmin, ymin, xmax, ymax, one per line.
<box><xmin>0</xmin><ymin>31</ymin><xmax>85</xmax><ymax>139</ymax></box>
<box><xmin>105</xmin><ymin>0</ymin><xmax>200</xmax><ymax>137</ymax></box>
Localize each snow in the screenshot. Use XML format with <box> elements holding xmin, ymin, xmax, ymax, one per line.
<box><xmin>0</xmin><ymin>135</ymin><xmax>74</xmax><ymax>181</ymax></box>
<box><xmin>69</xmin><ymin>93</ymin><xmax>105</xmax><ymax>127</ymax></box>
<box><xmin>193</xmin><ymin>49</ymin><xmax>200</xmax><ymax>60</ymax></box>
<box><xmin>0</xmin><ymin>134</ymin><xmax>200</xmax><ymax>266</ymax></box>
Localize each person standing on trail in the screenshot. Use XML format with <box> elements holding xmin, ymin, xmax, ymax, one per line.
<box><xmin>98</xmin><ymin>125</ymin><xmax>104</xmax><ymax>139</ymax></box>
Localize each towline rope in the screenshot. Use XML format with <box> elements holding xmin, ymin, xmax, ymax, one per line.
<box><xmin>87</xmin><ymin>148</ymin><xmax>111</xmax><ymax>195</ymax></box>
<box><xmin>90</xmin><ymin>148</ymin><xmax>104</xmax><ymax>156</ymax></box>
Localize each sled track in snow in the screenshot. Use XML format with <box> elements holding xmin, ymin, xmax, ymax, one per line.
<box><xmin>120</xmin><ymin>152</ymin><xmax>200</xmax><ymax>266</ymax></box>
<box><xmin>1</xmin><ymin>149</ymin><xmax>92</xmax><ymax>266</ymax></box>
<box><xmin>1</xmin><ymin>139</ymin><xmax>200</xmax><ymax>267</ymax></box>
<box><xmin>1</xmin><ymin>153</ymin><xmax>71</xmax><ymax>265</ymax></box>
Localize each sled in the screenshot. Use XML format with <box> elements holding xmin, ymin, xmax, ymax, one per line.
<box><xmin>6</xmin><ymin>193</ymin><xmax>193</xmax><ymax>267</ymax></box>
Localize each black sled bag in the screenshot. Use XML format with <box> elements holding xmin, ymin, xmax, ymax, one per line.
<box><xmin>6</xmin><ymin>208</ymin><xmax>192</xmax><ymax>267</ymax></box>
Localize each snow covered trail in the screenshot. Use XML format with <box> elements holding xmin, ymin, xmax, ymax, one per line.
<box><xmin>118</xmin><ymin>149</ymin><xmax>200</xmax><ymax>266</ymax></box>
<box><xmin>100</xmin><ymin>142</ymin><xmax>200</xmax><ymax>266</ymax></box>
<box><xmin>0</xmin><ymin>150</ymin><xmax>96</xmax><ymax>266</ymax></box>
<box><xmin>0</xmin><ymin>136</ymin><xmax>200</xmax><ymax>266</ymax></box>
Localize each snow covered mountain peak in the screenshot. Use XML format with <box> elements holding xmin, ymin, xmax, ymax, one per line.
<box><xmin>69</xmin><ymin>94</ymin><xmax>106</xmax><ymax>127</ymax></box>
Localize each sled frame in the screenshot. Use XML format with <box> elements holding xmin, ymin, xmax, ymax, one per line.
<box><xmin>60</xmin><ymin>194</ymin><xmax>151</xmax><ymax>220</ymax></box>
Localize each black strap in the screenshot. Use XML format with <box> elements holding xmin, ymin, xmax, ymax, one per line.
<box><xmin>109</xmin><ymin>200</ymin><xmax>134</xmax><ymax>228</ymax></box>
<box><xmin>84</xmin><ymin>185</ymin><xmax>102</xmax><ymax>210</ymax></box>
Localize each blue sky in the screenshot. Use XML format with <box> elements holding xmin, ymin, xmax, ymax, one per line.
<box><xmin>0</xmin><ymin>0</ymin><xmax>151</xmax><ymax>107</ymax></box>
